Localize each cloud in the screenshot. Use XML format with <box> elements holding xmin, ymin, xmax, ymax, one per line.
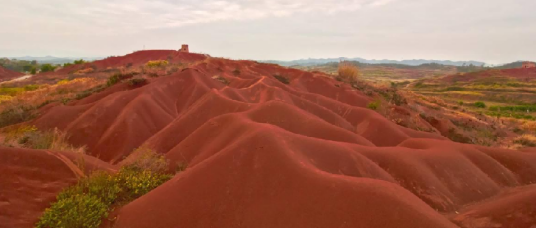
<box><xmin>0</xmin><ymin>0</ymin><xmax>396</xmax><ymax>32</ymax></box>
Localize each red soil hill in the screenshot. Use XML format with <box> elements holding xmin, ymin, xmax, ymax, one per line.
<box><xmin>2</xmin><ymin>51</ymin><xmax>536</xmax><ymax>227</ymax></box>
<box><xmin>0</xmin><ymin>65</ymin><xmax>24</xmax><ymax>82</ymax></box>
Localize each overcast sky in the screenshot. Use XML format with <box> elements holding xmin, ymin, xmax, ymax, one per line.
<box><xmin>1</xmin><ymin>0</ymin><xmax>535</xmax><ymax>64</ymax></box>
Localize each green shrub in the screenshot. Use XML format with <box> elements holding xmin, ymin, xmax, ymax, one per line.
<box><xmin>273</xmin><ymin>74</ymin><xmax>290</xmax><ymax>84</ymax></box>
<box><xmin>36</xmin><ymin>148</ymin><xmax>176</xmax><ymax>228</ymax></box>
<box><xmin>474</xmin><ymin>101</ymin><xmax>486</xmax><ymax>108</ymax></box>
<box><xmin>115</xmin><ymin>166</ymin><xmax>172</xmax><ymax>200</ymax></box>
<box><xmin>367</xmin><ymin>101</ymin><xmax>380</xmax><ymax>110</ymax></box>
<box><xmin>36</xmin><ymin>194</ymin><xmax>108</xmax><ymax>228</ymax></box>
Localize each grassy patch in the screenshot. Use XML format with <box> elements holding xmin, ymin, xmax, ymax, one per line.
<box><xmin>367</xmin><ymin>100</ymin><xmax>380</xmax><ymax>110</ymax></box>
<box><xmin>146</xmin><ymin>60</ymin><xmax>169</xmax><ymax>68</ymax></box>
<box><xmin>76</xmin><ymin>85</ymin><xmax>107</xmax><ymax>100</ymax></box>
<box><xmin>0</xmin><ymin>105</ymin><xmax>36</xmax><ymax>128</ymax></box>
<box><xmin>514</xmin><ymin>135</ymin><xmax>536</xmax><ymax>147</ymax></box>
<box><xmin>106</xmin><ymin>73</ymin><xmax>137</xmax><ymax>87</ymax></box>
<box><xmin>36</xmin><ymin>148</ymin><xmax>175</xmax><ymax>228</ymax></box>
<box><xmin>3</xmin><ymin>126</ymin><xmax>86</xmax><ymax>153</ymax></box>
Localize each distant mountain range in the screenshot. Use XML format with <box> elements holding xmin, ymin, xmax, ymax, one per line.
<box><xmin>262</xmin><ymin>57</ymin><xmax>487</xmax><ymax>67</ymax></box>
<box><xmin>7</xmin><ymin>56</ymin><xmax>103</xmax><ymax>65</ymax></box>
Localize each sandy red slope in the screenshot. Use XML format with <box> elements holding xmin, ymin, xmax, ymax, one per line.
<box><xmin>0</xmin><ymin>65</ymin><xmax>24</xmax><ymax>82</ymax></box>
<box><xmin>2</xmin><ymin>51</ymin><xmax>536</xmax><ymax>227</ymax></box>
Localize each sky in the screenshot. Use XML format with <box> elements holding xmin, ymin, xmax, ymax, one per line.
<box><xmin>0</xmin><ymin>0</ymin><xmax>535</xmax><ymax>64</ymax></box>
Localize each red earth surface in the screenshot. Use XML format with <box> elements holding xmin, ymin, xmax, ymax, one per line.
<box><xmin>0</xmin><ymin>65</ymin><xmax>24</xmax><ymax>82</ymax></box>
<box><xmin>1</xmin><ymin>50</ymin><xmax>536</xmax><ymax>227</ymax></box>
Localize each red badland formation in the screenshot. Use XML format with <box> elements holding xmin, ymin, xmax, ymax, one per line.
<box><xmin>0</xmin><ymin>65</ymin><xmax>24</xmax><ymax>82</ymax></box>
<box><xmin>2</xmin><ymin>50</ymin><xmax>536</xmax><ymax>227</ymax></box>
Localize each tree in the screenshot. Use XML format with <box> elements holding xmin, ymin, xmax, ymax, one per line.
<box><xmin>41</xmin><ymin>64</ymin><xmax>56</xmax><ymax>72</ymax></box>
<box><xmin>73</xmin><ymin>59</ymin><xmax>86</xmax><ymax>65</ymax></box>
<box><xmin>23</xmin><ymin>65</ymin><xmax>32</xmax><ymax>72</ymax></box>
<box><xmin>30</xmin><ymin>67</ymin><xmax>37</xmax><ymax>75</ymax></box>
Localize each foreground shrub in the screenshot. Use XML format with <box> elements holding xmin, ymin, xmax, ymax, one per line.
<box><xmin>338</xmin><ymin>62</ymin><xmax>360</xmax><ymax>83</ymax></box>
<box><xmin>36</xmin><ymin>194</ymin><xmax>108</xmax><ymax>228</ymax></box>
<box><xmin>36</xmin><ymin>148</ymin><xmax>175</xmax><ymax>228</ymax></box>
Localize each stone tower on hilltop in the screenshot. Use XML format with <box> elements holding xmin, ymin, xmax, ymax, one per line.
<box><xmin>522</xmin><ymin>61</ymin><xmax>535</xmax><ymax>69</ymax></box>
<box><xmin>179</xmin><ymin>44</ymin><xmax>189</xmax><ymax>53</ymax></box>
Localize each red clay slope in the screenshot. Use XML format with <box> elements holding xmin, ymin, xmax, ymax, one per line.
<box><xmin>0</xmin><ymin>65</ymin><xmax>24</xmax><ymax>82</ymax></box>
<box><xmin>3</xmin><ymin>51</ymin><xmax>536</xmax><ymax>227</ymax></box>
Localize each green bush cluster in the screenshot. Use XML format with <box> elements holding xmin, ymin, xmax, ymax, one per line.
<box><xmin>474</xmin><ymin>101</ymin><xmax>486</xmax><ymax>108</ymax></box>
<box><xmin>36</xmin><ymin>150</ymin><xmax>174</xmax><ymax>228</ymax></box>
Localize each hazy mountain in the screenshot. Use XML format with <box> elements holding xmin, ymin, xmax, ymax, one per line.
<box><xmin>7</xmin><ymin>56</ymin><xmax>103</xmax><ymax>65</ymax></box>
<box><xmin>262</xmin><ymin>57</ymin><xmax>486</xmax><ymax>67</ymax></box>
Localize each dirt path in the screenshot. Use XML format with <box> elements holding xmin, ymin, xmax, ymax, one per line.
<box><xmin>0</xmin><ymin>74</ymin><xmax>33</xmax><ymax>85</ymax></box>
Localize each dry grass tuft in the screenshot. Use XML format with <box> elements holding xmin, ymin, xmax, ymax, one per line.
<box><xmin>338</xmin><ymin>62</ymin><xmax>360</xmax><ymax>83</ymax></box>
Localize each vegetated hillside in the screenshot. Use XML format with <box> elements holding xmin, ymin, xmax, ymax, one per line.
<box><xmin>0</xmin><ymin>65</ymin><xmax>24</xmax><ymax>82</ymax></box>
<box><xmin>1</xmin><ymin>50</ymin><xmax>536</xmax><ymax>227</ymax></box>
<box><xmin>408</xmin><ymin>67</ymin><xmax>536</xmax><ymax>147</ymax></box>
<box><xmin>264</xmin><ymin>57</ymin><xmax>485</xmax><ymax>67</ymax></box>
<box><xmin>293</xmin><ymin>61</ymin><xmax>457</xmax><ymax>82</ymax></box>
